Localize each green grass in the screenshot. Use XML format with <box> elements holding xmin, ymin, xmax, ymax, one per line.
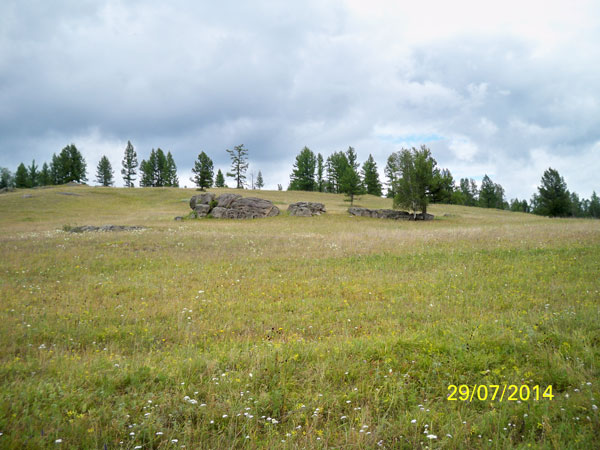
<box><xmin>0</xmin><ymin>185</ymin><xmax>599</xmax><ymax>449</ymax></box>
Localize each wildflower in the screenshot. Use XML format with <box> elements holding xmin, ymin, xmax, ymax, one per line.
<box><xmin>156</xmin><ymin>432</ymin><xmax>163</xmax><ymax>435</ymax></box>
<box><xmin>341</xmin><ymin>416</ymin><xmax>347</xmax><ymax>420</ymax></box>
<box><xmin>55</xmin><ymin>439</ymin><xmax>63</xmax><ymax>443</ymax></box>
<box><xmin>411</xmin><ymin>419</ymin><xmax>417</xmax><ymax>424</ymax></box>
<box><xmin>134</xmin><ymin>446</ymin><xmax>142</xmax><ymax>449</ymax></box>
<box><xmin>171</xmin><ymin>439</ymin><xmax>178</xmax><ymax>443</ymax></box>
<box><xmin>426</xmin><ymin>434</ymin><xmax>437</xmax><ymax>439</ymax></box>
<box><xmin>222</xmin><ymin>415</ymin><xmax>228</xmax><ymax>418</ymax></box>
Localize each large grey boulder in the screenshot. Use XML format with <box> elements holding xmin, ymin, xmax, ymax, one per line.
<box><xmin>189</xmin><ymin>192</ymin><xmax>215</xmax><ymax>210</ymax></box>
<box><xmin>188</xmin><ymin>193</ymin><xmax>279</xmax><ymax>219</ymax></box>
<box><xmin>288</xmin><ymin>202</ymin><xmax>326</xmax><ymax>217</ymax></box>
<box><xmin>216</xmin><ymin>193</ymin><xmax>242</xmax><ymax>208</ymax></box>
<box><xmin>348</xmin><ymin>207</ymin><xmax>433</xmax><ymax>220</ymax></box>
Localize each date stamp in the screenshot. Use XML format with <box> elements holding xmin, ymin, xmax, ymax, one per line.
<box><xmin>447</xmin><ymin>384</ymin><xmax>554</xmax><ymax>402</ymax></box>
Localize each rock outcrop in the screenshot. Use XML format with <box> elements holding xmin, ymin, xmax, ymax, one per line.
<box><xmin>348</xmin><ymin>207</ymin><xmax>433</xmax><ymax>221</ymax></box>
<box><xmin>67</xmin><ymin>225</ymin><xmax>146</xmax><ymax>233</ymax></box>
<box><xmin>287</xmin><ymin>202</ymin><xmax>326</xmax><ymax>217</ymax></box>
<box><xmin>189</xmin><ymin>193</ymin><xmax>280</xmax><ymax>219</ymax></box>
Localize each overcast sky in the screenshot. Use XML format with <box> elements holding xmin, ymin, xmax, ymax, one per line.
<box><xmin>1</xmin><ymin>0</ymin><xmax>598</xmax><ymax>199</ymax></box>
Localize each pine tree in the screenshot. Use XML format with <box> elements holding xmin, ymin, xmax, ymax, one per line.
<box><xmin>325</xmin><ymin>151</ymin><xmax>350</xmax><ymax>193</ymax></box>
<box><xmin>479</xmin><ymin>175</ymin><xmax>504</xmax><ymax>208</ymax></box>
<box><xmin>361</xmin><ymin>154</ymin><xmax>382</xmax><ymax>196</ymax></box>
<box><xmin>39</xmin><ymin>162</ymin><xmax>51</xmax><ymax>186</ymax></box>
<box><xmin>340</xmin><ymin>166</ymin><xmax>362</xmax><ymax>205</ymax></box>
<box><xmin>27</xmin><ymin>160</ymin><xmax>39</xmax><ymax>187</ymax></box>
<box><xmin>15</xmin><ymin>163</ymin><xmax>29</xmax><ymax>188</ymax></box>
<box><xmin>215</xmin><ymin>169</ymin><xmax>226</xmax><ymax>187</ymax></box>
<box><xmin>256</xmin><ymin>171</ymin><xmax>264</xmax><ymax>189</ymax></box>
<box><xmin>393</xmin><ymin>146</ymin><xmax>437</xmax><ymax>216</ymax></box>
<box><xmin>121</xmin><ymin>141</ymin><xmax>138</xmax><ymax>187</ymax></box>
<box><xmin>289</xmin><ymin>147</ymin><xmax>317</xmax><ymax>191</ymax></box>
<box><xmin>226</xmin><ymin>144</ymin><xmax>249</xmax><ymax>189</ymax></box>
<box><xmin>589</xmin><ymin>191</ymin><xmax>600</xmax><ymax>218</ymax></box>
<box><xmin>0</xmin><ymin>167</ymin><xmax>14</xmax><ymax>189</ymax></box>
<box><xmin>191</xmin><ymin>151</ymin><xmax>214</xmax><ymax>190</ymax></box>
<box><xmin>165</xmin><ymin>152</ymin><xmax>178</xmax><ymax>187</ymax></box>
<box><xmin>50</xmin><ymin>144</ymin><xmax>87</xmax><ymax>184</ymax></box>
<box><xmin>430</xmin><ymin>168</ymin><xmax>455</xmax><ymax>203</ymax></box>
<box><xmin>139</xmin><ymin>149</ymin><xmax>157</xmax><ymax>187</ymax></box>
<box><xmin>316</xmin><ymin>153</ymin><xmax>324</xmax><ymax>192</ymax></box>
<box><xmin>384</xmin><ymin>153</ymin><xmax>400</xmax><ymax>198</ymax></box>
<box><xmin>532</xmin><ymin>168</ymin><xmax>571</xmax><ymax>217</ymax></box>
<box><xmin>95</xmin><ymin>155</ymin><xmax>114</xmax><ymax>186</ymax></box>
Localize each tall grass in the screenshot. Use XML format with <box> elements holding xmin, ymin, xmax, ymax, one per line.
<box><xmin>0</xmin><ymin>185</ymin><xmax>598</xmax><ymax>448</ymax></box>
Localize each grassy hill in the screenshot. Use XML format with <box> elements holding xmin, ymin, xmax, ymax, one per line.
<box><xmin>1</xmin><ymin>186</ymin><xmax>599</xmax><ymax>448</ymax></box>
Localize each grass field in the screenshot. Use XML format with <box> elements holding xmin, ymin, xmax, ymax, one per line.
<box><xmin>1</xmin><ymin>185</ymin><xmax>599</xmax><ymax>449</ymax></box>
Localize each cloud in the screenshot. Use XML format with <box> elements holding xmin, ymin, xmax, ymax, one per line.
<box><xmin>0</xmin><ymin>0</ymin><xmax>598</xmax><ymax>197</ymax></box>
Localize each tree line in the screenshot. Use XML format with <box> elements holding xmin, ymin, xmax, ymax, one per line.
<box><xmin>2</xmin><ymin>142</ymin><xmax>598</xmax><ymax>219</ymax></box>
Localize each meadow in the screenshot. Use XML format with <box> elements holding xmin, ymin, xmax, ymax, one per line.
<box><xmin>0</xmin><ymin>185</ymin><xmax>598</xmax><ymax>449</ymax></box>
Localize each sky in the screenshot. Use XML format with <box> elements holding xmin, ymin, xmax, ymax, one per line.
<box><xmin>1</xmin><ymin>0</ymin><xmax>599</xmax><ymax>199</ymax></box>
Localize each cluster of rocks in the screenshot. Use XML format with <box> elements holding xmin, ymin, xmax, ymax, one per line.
<box><xmin>189</xmin><ymin>193</ymin><xmax>280</xmax><ymax>219</ymax></box>
<box><xmin>66</xmin><ymin>225</ymin><xmax>146</xmax><ymax>233</ymax></box>
<box><xmin>287</xmin><ymin>202</ymin><xmax>326</xmax><ymax>217</ymax></box>
<box><xmin>348</xmin><ymin>207</ymin><xmax>434</xmax><ymax>220</ymax></box>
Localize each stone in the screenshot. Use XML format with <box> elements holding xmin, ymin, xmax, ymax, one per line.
<box><xmin>209</xmin><ymin>206</ymin><xmax>228</xmax><ymax>218</ymax></box>
<box><xmin>287</xmin><ymin>202</ymin><xmax>326</xmax><ymax>216</ymax></box>
<box><xmin>187</xmin><ymin>193</ymin><xmax>279</xmax><ymax>219</ymax></box>
<box><xmin>174</xmin><ymin>216</ymin><xmax>184</xmax><ymax>221</ymax></box>
<box><xmin>216</xmin><ymin>193</ymin><xmax>242</xmax><ymax>208</ymax></box>
<box><xmin>348</xmin><ymin>207</ymin><xmax>433</xmax><ymax>220</ymax></box>
<box><xmin>221</xmin><ymin>197</ymin><xmax>279</xmax><ymax>219</ymax></box>
<box><xmin>189</xmin><ymin>192</ymin><xmax>215</xmax><ymax>210</ymax></box>
<box><xmin>193</xmin><ymin>204</ymin><xmax>211</xmax><ymax>217</ymax></box>
<box><xmin>67</xmin><ymin>225</ymin><xmax>145</xmax><ymax>233</ymax></box>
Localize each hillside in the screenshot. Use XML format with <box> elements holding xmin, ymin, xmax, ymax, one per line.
<box><xmin>0</xmin><ymin>186</ymin><xmax>599</xmax><ymax>448</ymax></box>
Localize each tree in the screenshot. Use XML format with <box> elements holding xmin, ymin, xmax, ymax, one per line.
<box><xmin>569</xmin><ymin>192</ymin><xmax>584</xmax><ymax>217</ymax></box>
<box><xmin>589</xmin><ymin>191</ymin><xmax>600</xmax><ymax>218</ymax></box>
<box><xmin>139</xmin><ymin>149</ymin><xmax>157</xmax><ymax>187</ymax></box>
<box><xmin>139</xmin><ymin>149</ymin><xmax>177</xmax><ymax>187</ymax></box>
<box><xmin>325</xmin><ymin>151</ymin><xmax>350</xmax><ymax>193</ymax></box>
<box><xmin>121</xmin><ymin>141</ymin><xmax>138</xmax><ymax>187</ymax></box>
<box><xmin>191</xmin><ymin>151</ymin><xmax>214</xmax><ymax>190</ymax></box>
<box><xmin>479</xmin><ymin>175</ymin><xmax>505</xmax><ymax>209</ymax></box>
<box><xmin>340</xmin><ymin>166</ymin><xmax>362</xmax><ymax>205</ymax></box>
<box><xmin>226</xmin><ymin>144</ymin><xmax>249</xmax><ymax>189</ymax></box>
<box><xmin>430</xmin><ymin>168</ymin><xmax>455</xmax><ymax>203</ymax></box>
<box><xmin>393</xmin><ymin>146</ymin><xmax>436</xmax><ymax>216</ymax></box>
<box><xmin>49</xmin><ymin>144</ymin><xmax>87</xmax><ymax>184</ymax></box>
<box><xmin>384</xmin><ymin>153</ymin><xmax>400</xmax><ymax>198</ymax></box>
<box><xmin>361</xmin><ymin>154</ymin><xmax>382</xmax><ymax>196</ymax></box>
<box><xmin>39</xmin><ymin>162</ymin><xmax>51</xmax><ymax>186</ymax></box>
<box><xmin>0</xmin><ymin>167</ymin><xmax>14</xmax><ymax>189</ymax></box>
<box><xmin>215</xmin><ymin>169</ymin><xmax>226</xmax><ymax>187</ymax></box>
<box><xmin>165</xmin><ymin>152</ymin><xmax>179</xmax><ymax>187</ymax></box>
<box><xmin>510</xmin><ymin>198</ymin><xmax>529</xmax><ymax>213</ymax></box>
<box><xmin>27</xmin><ymin>160</ymin><xmax>39</xmax><ymax>187</ymax></box>
<box><xmin>316</xmin><ymin>153</ymin><xmax>324</xmax><ymax>192</ymax></box>
<box><xmin>532</xmin><ymin>168</ymin><xmax>570</xmax><ymax>217</ymax></box>
<box><xmin>15</xmin><ymin>163</ymin><xmax>29</xmax><ymax>188</ymax></box>
<box><xmin>95</xmin><ymin>155</ymin><xmax>114</xmax><ymax>186</ymax></box>
<box><xmin>289</xmin><ymin>147</ymin><xmax>317</xmax><ymax>191</ymax></box>
<box><xmin>457</xmin><ymin>178</ymin><xmax>479</xmax><ymax>206</ymax></box>
<box><xmin>256</xmin><ymin>171</ymin><xmax>264</xmax><ymax>189</ymax></box>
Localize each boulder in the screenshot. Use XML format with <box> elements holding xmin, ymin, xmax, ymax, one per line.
<box><xmin>189</xmin><ymin>192</ymin><xmax>215</xmax><ymax>210</ymax></box>
<box><xmin>216</xmin><ymin>193</ymin><xmax>242</xmax><ymax>208</ymax></box>
<box><xmin>287</xmin><ymin>202</ymin><xmax>326</xmax><ymax>217</ymax></box>
<box><xmin>348</xmin><ymin>207</ymin><xmax>433</xmax><ymax>220</ymax></box>
<box><xmin>193</xmin><ymin>204</ymin><xmax>212</xmax><ymax>217</ymax></box>
<box><xmin>189</xmin><ymin>194</ymin><xmax>280</xmax><ymax>219</ymax></box>
<box><xmin>67</xmin><ymin>225</ymin><xmax>145</xmax><ymax>233</ymax></box>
